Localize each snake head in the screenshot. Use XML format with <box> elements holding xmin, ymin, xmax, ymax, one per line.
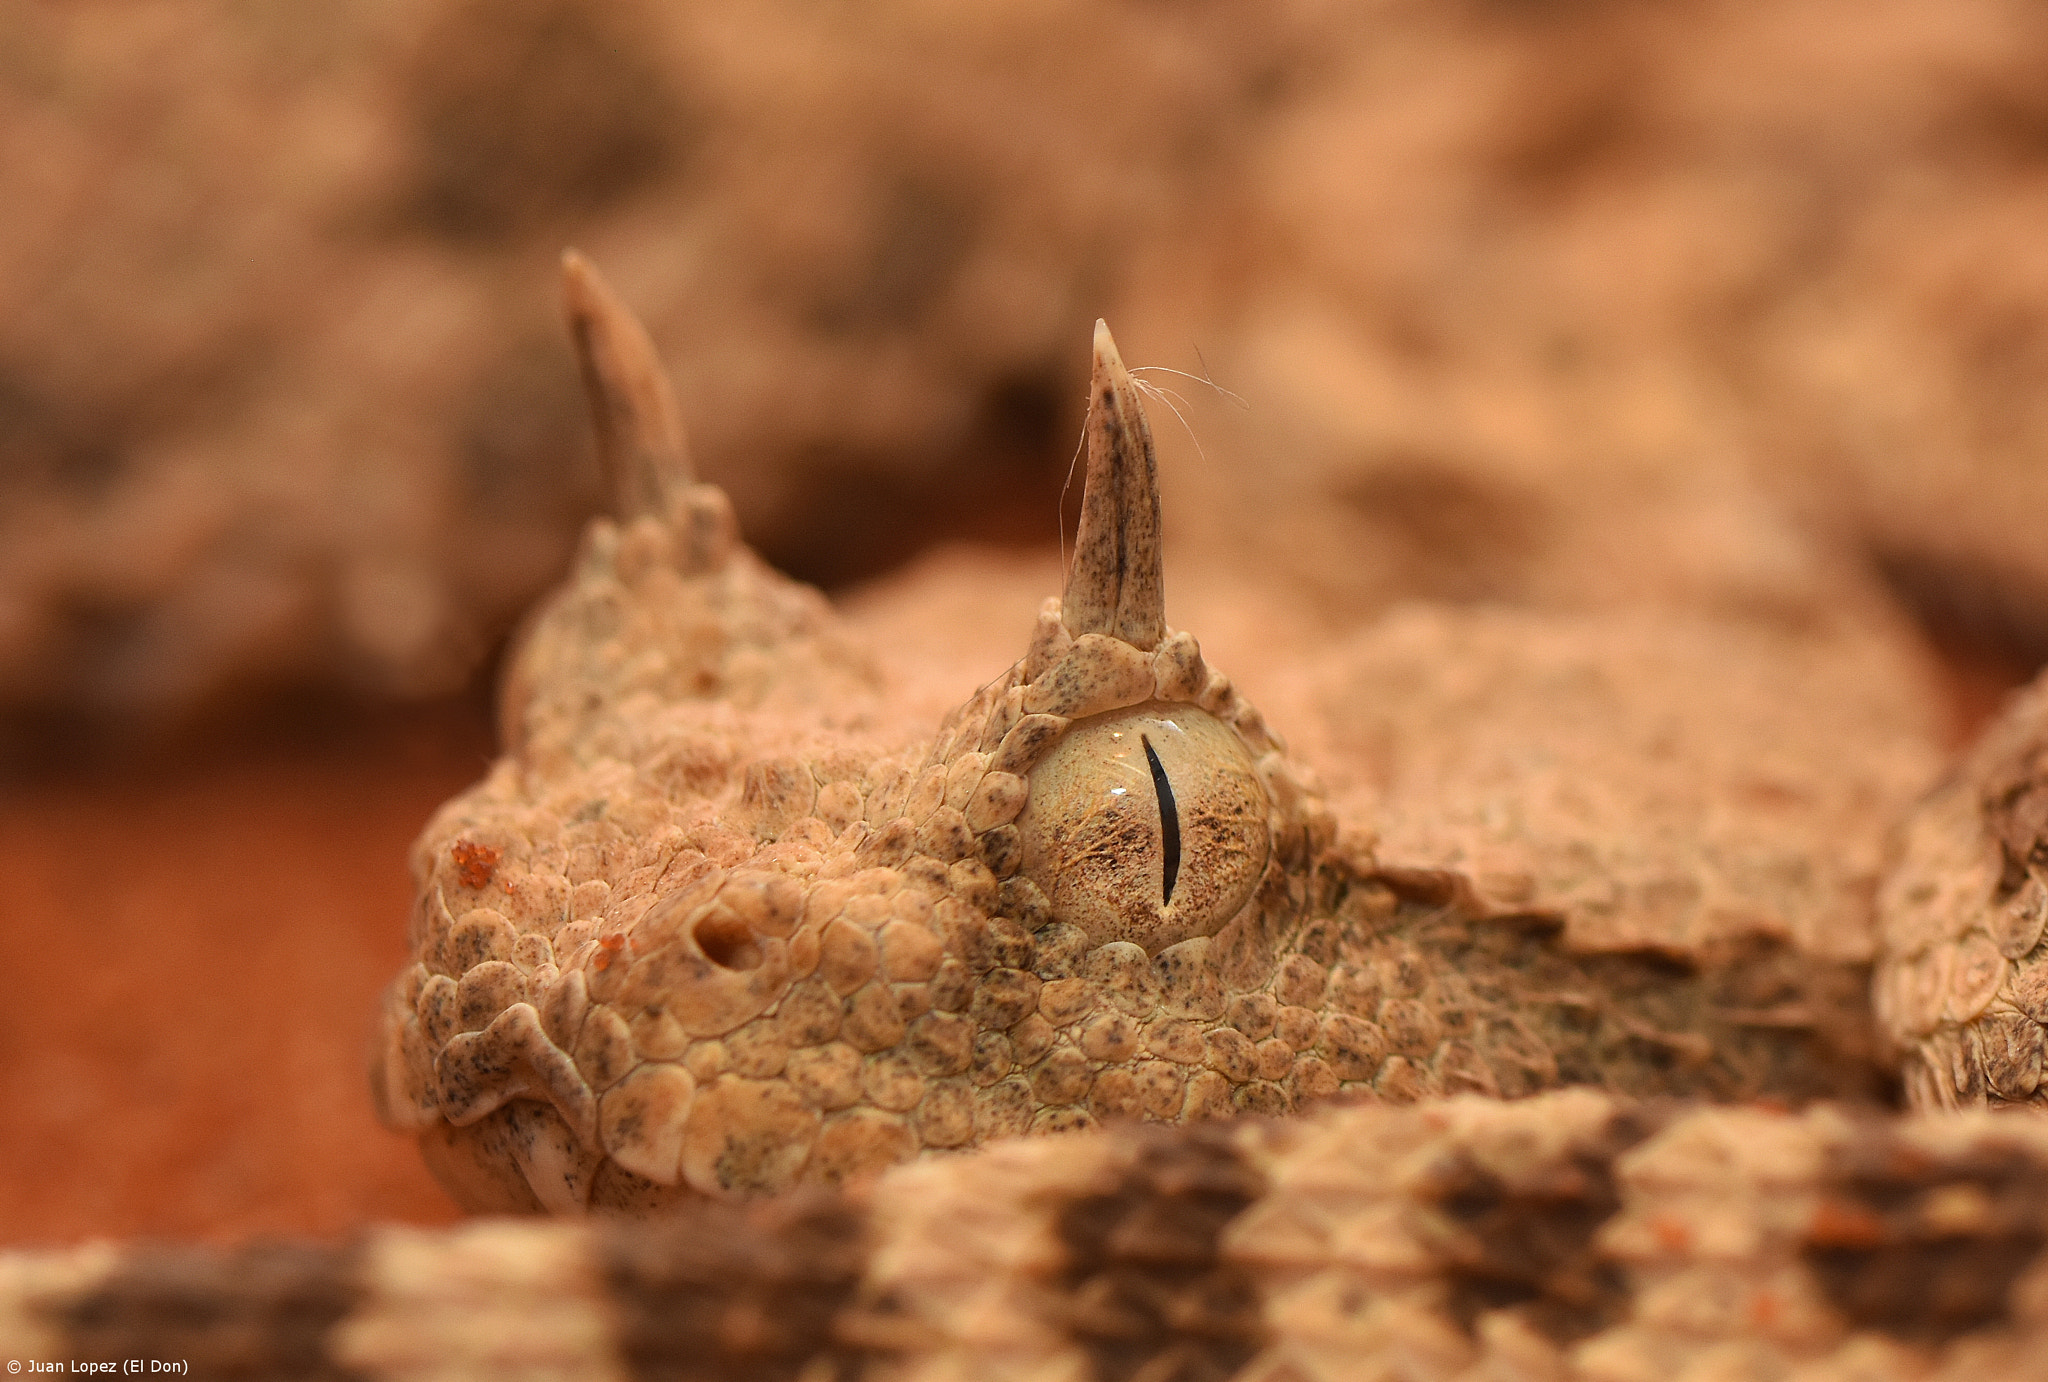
<box><xmin>375</xmin><ymin>262</ymin><xmax>1332</xmax><ymax>1215</ymax></box>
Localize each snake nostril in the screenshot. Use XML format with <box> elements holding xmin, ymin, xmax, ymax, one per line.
<box><xmin>694</xmin><ymin>913</ymin><xmax>765</xmax><ymax>971</ymax></box>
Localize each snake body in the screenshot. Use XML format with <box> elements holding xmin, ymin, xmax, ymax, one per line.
<box><xmin>365</xmin><ymin>258</ymin><xmax>1880</xmax><ymax>1216</ymax></box>
<box><xmin>13</xmin><ymin>1092</ymin><xmax>2048</xmax><ymax>1379</ymax></box>
<box><xmin>3</xmin><ymin>258</ymin><xmax>2032</xmax><ymax>1378</ymax></box>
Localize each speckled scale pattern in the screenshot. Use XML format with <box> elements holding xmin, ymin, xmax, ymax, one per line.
<box><xmin>373</xmin><ymin>467</ymin><xmax>1356</xmax><ymax>1211</ymax></box>
<box><xmin>374</xmin><ymin>300</ymin><xmax>1880</xmax><ymax>1216</ymax></box>
<box><xmin>378</xmin><ymin>457</ymin><xmax>1874</xmax><ymax>1213</ymax></box>
<box><xmin>1878</xmin><ymin>675</ymin><xmax>2048</xmax><ymax>1111</ymax></box>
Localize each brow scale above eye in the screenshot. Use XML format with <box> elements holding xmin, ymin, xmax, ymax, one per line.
<box><xmin>1141</xmin><ymin>733</ymin><xmax>1181</xmax><ymax>904</ymax></box>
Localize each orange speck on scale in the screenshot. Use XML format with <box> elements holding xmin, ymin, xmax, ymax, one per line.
<box><xmin>1651</xmin><ymin>1214</ymin><xmax>1692</xmax><ymax>1252</ymax></box>
<box><xmin>451</xmin><ymin>840</ymin><xmax>501</xmax><ymax>890</ymax></box>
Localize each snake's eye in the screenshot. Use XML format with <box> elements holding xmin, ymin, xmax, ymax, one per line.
<box><xmin>1016</xmin><ymin>700</ymin><xmax>1269</xmax><ymax>953</ymax></box>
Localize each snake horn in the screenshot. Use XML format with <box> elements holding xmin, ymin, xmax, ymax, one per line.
<box><xmin>1061</xmin><ymin>320</ymin><xmax>1165</xmax><ymax>651</ymax></box>
<box><xmin>561</xmin><ymin>249</ymin><xmax>692</xmax><ymax>518</ymax></box>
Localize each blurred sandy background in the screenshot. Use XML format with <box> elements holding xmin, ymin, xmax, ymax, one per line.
<box><xmin>8</xmin><ymin>0</ymin><xmax>2048</xmax><ymax>1242</ymax></box>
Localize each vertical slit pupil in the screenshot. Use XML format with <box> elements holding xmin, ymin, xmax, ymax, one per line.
<box><xmin>1143</xmin><ymin>734</ymin><xmax>1181</xmax><ymax>905</ymax></box>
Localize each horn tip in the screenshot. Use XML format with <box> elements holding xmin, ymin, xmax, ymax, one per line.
<box><xmin>561</xmin><ymin>247</ymin><xmax>607</xmax><ymax>318</ymax></box>
<box><xmin>1091</xmin><ymin>320</ymin><xmax>1133</xmax><ymax>398</ymax></box>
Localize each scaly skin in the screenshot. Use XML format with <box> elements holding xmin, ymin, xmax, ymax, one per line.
<box><xmin>1878</xmin><ymin>673</ymin><xmax>2048</xmax><ymax>1110</ymax></box>
<box><xmin>371</xmin><ymin>255</ymin><xmax>1876</xmax><ymax>1215</ymax></box>
<box><xmin>18</xmin><ymin>1091</ymin><xmax>2048</xmax><ymax>1381</ymax></box>
<box><xmin>1</xmin><ymin>256</ymin><xmax>2004</xmax><ymax>1381</ymax></box>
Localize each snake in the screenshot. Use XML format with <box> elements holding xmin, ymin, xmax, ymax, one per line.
<box><xmin>362</xmin><ymin>253</ymin><xmax>1882</xmax><ymax>1215</ymax></box>
<box><xmin>5</xmin><ymin>255</ymin><xmax>2045</xmax><ymax>1379</ymax></box>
